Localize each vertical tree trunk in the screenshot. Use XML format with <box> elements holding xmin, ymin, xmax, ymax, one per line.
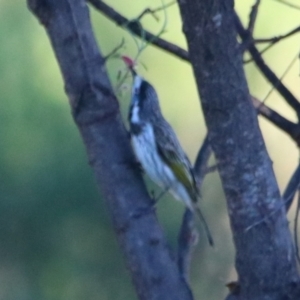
<box><xmin>178</xmin><ymin>0</ymin><xmax>299</xmax><ymax>299</ymax></box>
<box><xmin>27</xmin><ymin>0</ymin><xmax>193</xmax><ymax>299</ymax></box>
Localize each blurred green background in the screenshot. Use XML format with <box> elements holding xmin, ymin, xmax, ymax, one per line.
<box><xmin>0</xmin><ymin>0</ymin><xmax>299</xmax><ymax>299</ymax></box>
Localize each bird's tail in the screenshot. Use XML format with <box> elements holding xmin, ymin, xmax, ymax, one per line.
<box><xmin>194</xmin><ymin>205</ymin><xmax>214</xmax><ymax>247</ymax></box>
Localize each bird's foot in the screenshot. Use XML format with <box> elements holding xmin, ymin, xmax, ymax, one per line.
<box><xmin>130</xmin><ymin>201</ymin><xmax>157</xmax><ymax>219</ymax></box>
<box><xmin>151</xmin><ymin>187</ymin><xmax>169</xmax><ymax>202</ymax></box>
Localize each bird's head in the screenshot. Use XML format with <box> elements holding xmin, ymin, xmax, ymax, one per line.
<box><xmin>122</xmin><ymin>56</ymin><xmax>162</xmax><ymax>122</ymax></box>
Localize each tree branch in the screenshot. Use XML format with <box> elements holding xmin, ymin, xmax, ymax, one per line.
<box><xmin>234</xmin><ymin>13</ymin><xmax>300</xmax><ymax>119</ymax></box>
<box><xmin>274</xmin><ymin>0</ymin><xmax>300</xmax><ymax>10</ymax></box>
<box><xmin>242</xmin><ymin>25</ymin><xmax>300</xmax><ymax>61</ymax></box>
<box><xmin>87</xmin><ymin>0</ymin><xmax>189</xmax><ymax>61</ymax></box>
<box><xmin>103</xmin><ymin>38</ymin><xmax>125</xmax><ymax>61</ymax></box>
<box><xmin>251</xmin><ymin>96</ymin><xmax>300</xmax><ymax>144</ymax></box>
<box><xmin>248</xmin><ymin>0</ymin><xmax>261</xmax><ymax>34</ymax></box>
<box><xmin>135</xmin><ymin>1</ymin><xmax>176</xmax><ymax>21</ymax></box>
<box><xmin>255</xmin><ymin>25</ymin><xmax>300</xmax><ymax>44</ymax></box>
<box><xmin>27</xmin><ymin>0</ymin><xmax>193</xmax><ymax>299</ymax></box>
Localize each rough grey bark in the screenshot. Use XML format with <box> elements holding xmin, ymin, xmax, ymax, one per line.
<box><xmin>27</xmin><ymin>0</ymin><xmax>193</xmax><ymax>299</ymax></box>
<box><xmin>177</xmin><ymin>1</ymin><xmax>300</xmax><ymax>299</ymax></box>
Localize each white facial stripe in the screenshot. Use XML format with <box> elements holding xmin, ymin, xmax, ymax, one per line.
<box><xmin>132</xmin><ymin>75</ymin><xmax>143</xmax><ymax>95</ymax></box>
<box><xmin>131</xmin><ymin>104</ymin><xmax>140</xmax><ymax>123</ymax></box>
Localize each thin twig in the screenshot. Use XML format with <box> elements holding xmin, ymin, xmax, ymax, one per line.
<box><xmin>255</xmin><ymin>25</ymin><xmax>300</xmax><ymax>44</ymax></box>
<box><xmin>274</xmin><ymin>0</ymin><xmax>300</xmax><ymax>10</ymax></box>
<box><xmin>131</xmin><ymin>0</ymin><xmax>170</xmax><ymax>63</ymax></box>
<box><xmin>116</xmin><ymin>0</ymin><xmax>171</xmax><ymax>94</ymax></box>
<box><xmin>262</xmin><ymin>52</ymin><xmax>299</xmax><ymax>102</ymax></box>
<box><xmin>248</xmin><ymin>0</ymin><xmax>261</xmax><ymax>34</ymax></box>
<box><xmin>87</xmin><ymin>0</ymin><xmax>189</xmax><ymax>61</ymax></box>
<box><xmin>243</xmin><ymin>43</ymin><xmax>272</xmax><ymax>64</ymax></box>
<box><xmin>103</xmin><ymin>38</ymin><xmax>125</xmax><ymax>62</ymax></box>
<box><xmin>136</xmin><ymin>1</ymin><xmax>176</xmax><ymax>21</ymax></box>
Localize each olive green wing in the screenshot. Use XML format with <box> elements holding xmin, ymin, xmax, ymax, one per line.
<box><xmin>154</xmin><ymin>120</ymin><xmax>198</xmax><ymax>203</ymax></box>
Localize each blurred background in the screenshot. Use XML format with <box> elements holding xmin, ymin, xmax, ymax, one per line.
<box><xmin>0</xmin><ymin>0</ymin><xmax>299</xmax><ymax>299</ymax></box>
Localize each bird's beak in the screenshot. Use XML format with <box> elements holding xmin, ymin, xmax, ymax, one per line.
<box><xmin>122</xmin><ymin>56</ymin><xmax>136</xmax><ymax>77</ymax></box>
<box><xmin>129</xmin><ymin>67</ymin><xmax>137</xmax><ymax>77</ymax></box>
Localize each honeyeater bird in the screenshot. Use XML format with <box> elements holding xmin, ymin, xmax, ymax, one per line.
<box><xmin>122</xmin><ymin>56</ymin><xmax>213</xmax><ymax>246</ymax></box>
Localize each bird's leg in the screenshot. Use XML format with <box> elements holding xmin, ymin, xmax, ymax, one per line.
<box><xmin>130</xmin><ymin>201</ymin><xmax>156</xmax><ymax>219</ymax></box>
<box><xmin>130</xmin><ymin>187</ymin><xmax>170</xmax><ymax>219</ymax></box>
<box><xmin>153</xmin><ymin>187</ymin><xmax>170</xmax><ymax>203</ymax></box>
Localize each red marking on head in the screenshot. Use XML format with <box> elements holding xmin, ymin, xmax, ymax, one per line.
<box><xmin>122</xmin><ymin>56</ymin><xmax>134</xmax><ymax>68</ymax></box>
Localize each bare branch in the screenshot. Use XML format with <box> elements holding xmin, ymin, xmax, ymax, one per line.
<box><xmin>87</xmin><ymin>0</ymin><xmax>189</xmax><ymax>61</ymax></box>
<box><xmin>136</xmin><ymin>1</ymin><xmax>176</xmax><ymax>21</ymax></box>
<box><xmin>251</xmin><ymin>96</ymin><xmax>300</xmax><ymax>143</ymax></box>
<box><xmin>242</xmin><ymin>25</ymin><xmax>300</xmax><ymax>62</ymax></box>
<box><xmin>103</xmin><ymin>38</ymin><xmax>125</xmax><ymax>61</ymax></box>
<box><xmin>243</xmin><ymin>43</ymin><xmax>273</xmax><ymax>64</ymax></box>
<box><xmin>255</xmin><ymin>25</ymin><xmax>300</xmax><ymax>44</ymax></box>
<box><xmin>274</xmin><ymin>0</ymin><xmax>300</xmax><ymax>10</ymax></box>
<box><xmin>234</xmin><ymin>13</ymin><xmax>300</xmax><ymax>119</ymax></box>
<box><xmin>248</xmin><ymin>0</ymin><xmax>261</xmax><ymax>34</ymax></box>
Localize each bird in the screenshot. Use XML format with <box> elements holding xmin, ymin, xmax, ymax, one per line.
<box><xmin>122</xmin><ymin>56</ymin><xmax>213</xmax><ymax>246</ymax></box>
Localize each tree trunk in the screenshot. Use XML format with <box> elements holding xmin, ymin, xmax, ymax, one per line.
<box><xmin>177</xmin><ymin>0</ymin><xmax>299</xmax><ymax>299</ymax></box>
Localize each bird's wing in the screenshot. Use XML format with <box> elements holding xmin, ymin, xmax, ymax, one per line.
<box><xmin>153</xmin><ymin>120</ymin><xmax>198</xmax><ymax>203</ymax></box>
<box><xmin>154</xmin><ymin>120</ymin><xmax>214</xmax><ymax>246</ymax></box>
